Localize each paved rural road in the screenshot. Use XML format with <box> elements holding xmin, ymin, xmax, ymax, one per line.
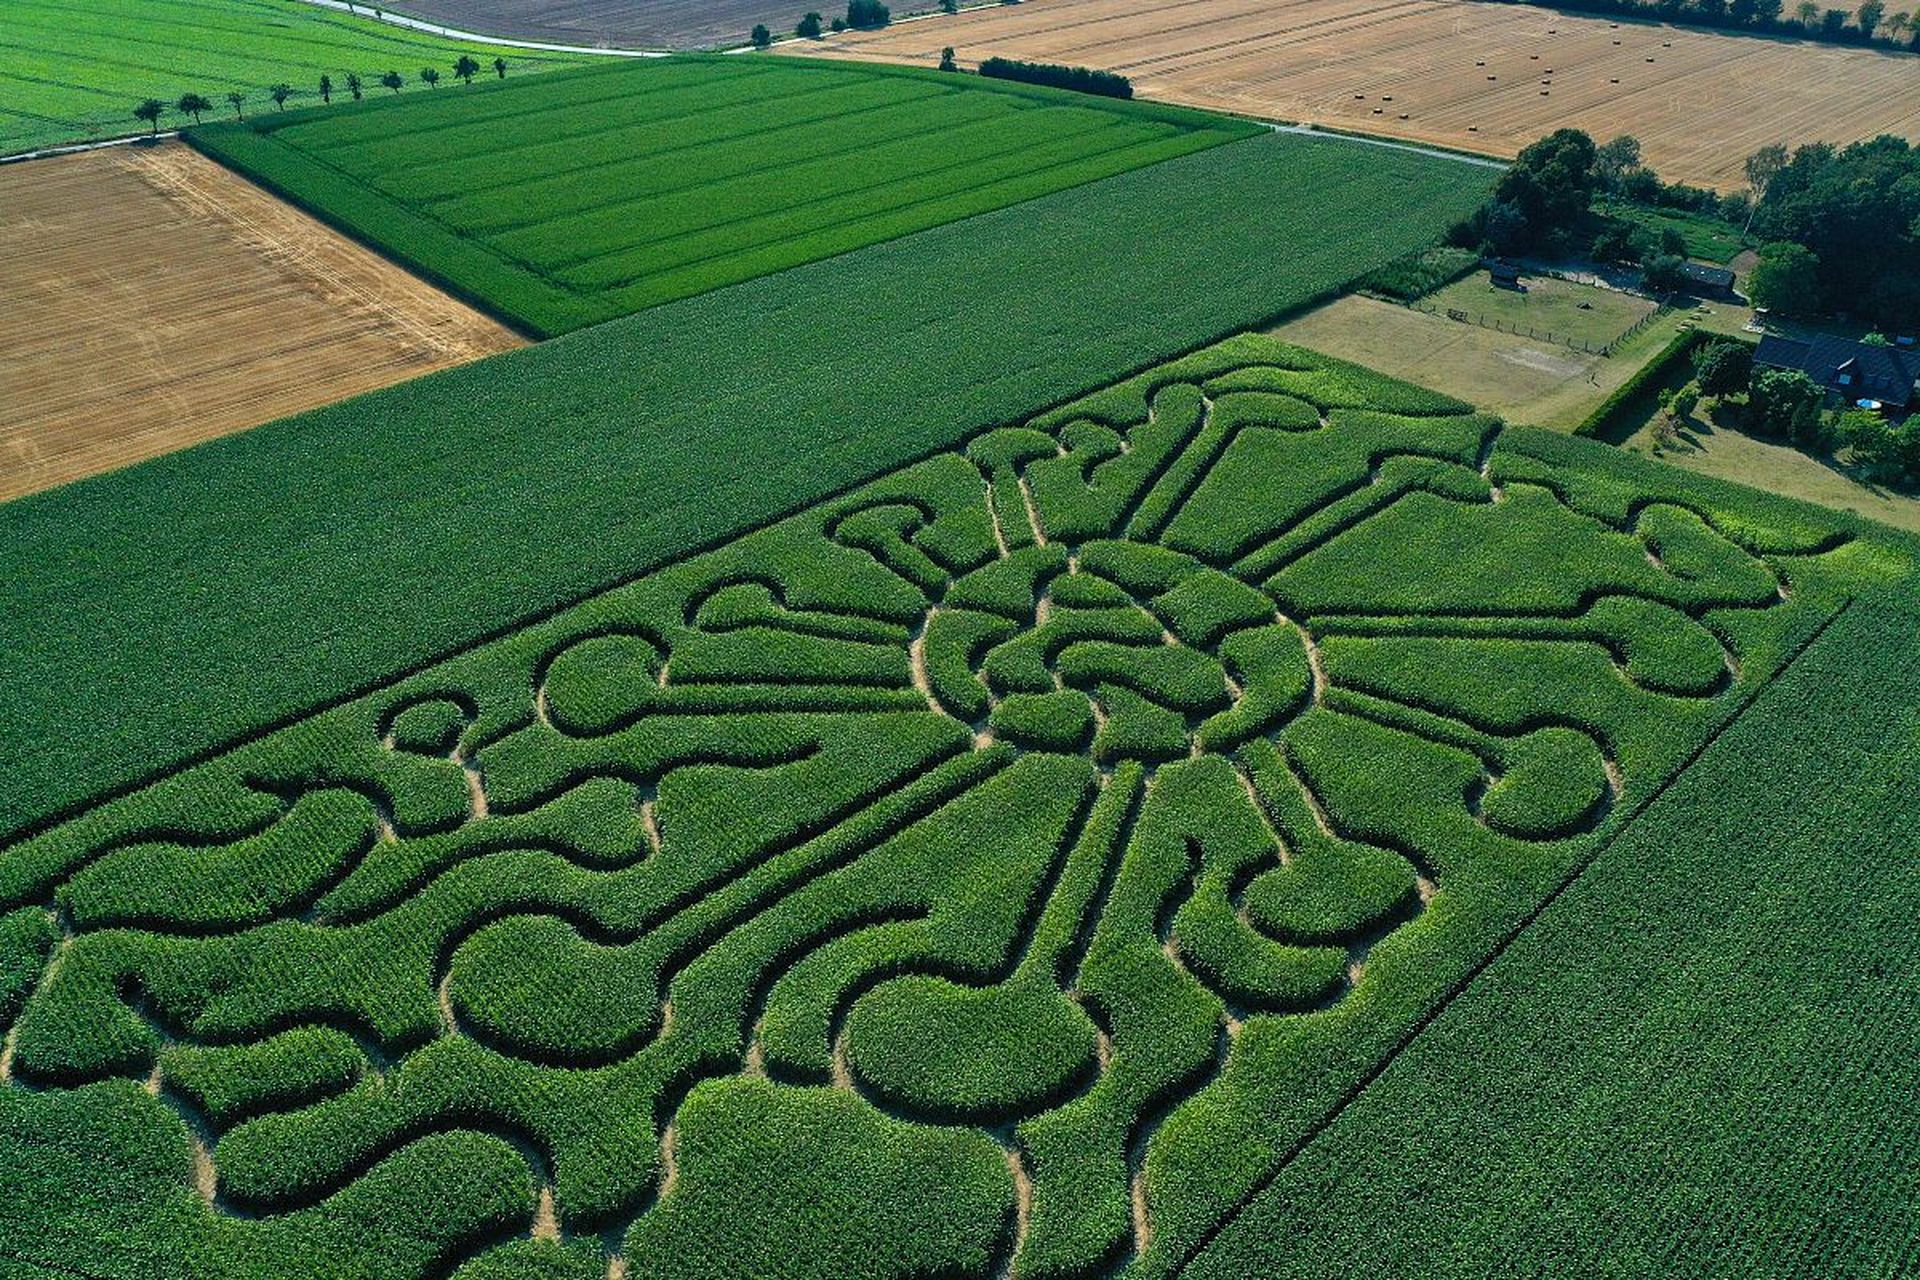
<box><xmin>294</xmin><ymin>0</ymin><xmax>671</xmax><ymax>55</ymax></box>
<box><xmin>1269</xmin><ymin>123</ymin><xmax>1506</xmax><ymax>170</ymax></box>
<box><xmin>0</xmin><ymin>132</ymin><xmax>182</xmax><ymax>165</ymax></box>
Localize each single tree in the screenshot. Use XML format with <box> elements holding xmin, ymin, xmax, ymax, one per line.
<box><xmin>1795</xmin><ymin>0</ymin><xmax>1820</xmax><ymax>21</ymax></box>
<box><xmin>1692</xmin><ymin>340</ymin><xmax>1753</xmax><ymax>396</ymax></box>
<box><xmin>1834</xmin><ymin>409</ymin><xmax>1893</xmax><ymax>474</ymax></box>
<box><xmin>269</xmin><ymin>83</ymin><xmax>294</xmax><ymax>110</ymax></box>
<box><xmin>1820</xmin><ymin>7</ymin><xmax>1849</xmax><ymax>33</ymax></box>
<box><xmin>421</xmin><ymin>67</ymin><xmax>441</xmax><ymax>89</ymax></box>
<box><xmin>494</xmin><ymin>56</ymin><xmax>509</xmax><ymax>78</ymax></box>
<box><xmin>346</xmin><ymin>72</ymin><xmax>364</xmax><ymax>101</ymax></box>
<box><xmin>1894</xmin><ymin>419</ymin><xmax>1920</xmax><ymax>481</ymax></box>
<box><xmin>1856</xmin><ymin>0</ymin><xmax>1883</xmax><ymax>33</ymax></box>
<box><xmin>1752</xmin><ymin>0</ymin><xmax>1785</xmax><ymax>19</ymax></box>
<box><xmin>939</xmin><ymin>45</ymin><xmax>958</xmax><ymax>70</ymax></box>
<box><xmin>1667</xmin><ymin>385</ymin><xmax>1701</xmax><ymax>424</ymax></box>
<box><xmin>751</xmin><ymin>23</ymin><xmax>772</xmax><ymax>47</ymax></box>
<box><xmin>1741</xmin><ymin>142</ymin><xmax>1788</xmax><ymax>236</ymax></box>
<box><xmin>1642</xmin><ymin>252</ymin><xmax>1688</xmax><ymax>292</ymax></box>
<box><xmin>831</xmin><ymin>15</ymin><xmax>848</xmax><ymax>30</ymax></box>
<box><xmin>1747</xmin><ymin>241</ymin><xmax>1821</xmax><ymax>313</ymax></box>
<box><xmin>226</xmin><ymin>90</ymin><xmax>246</xmax><ymax>119</ymax></box>
<box><xmin>847</xmin><ymin>0</ymin><xmax>890</xmax><ymax>27</ymax></box>
<box><xmin>797</xmin><ymin>10</ymin><xmax>824</xmax><ymax>36</ymax></box>
<box><xmin>133</xmin><ymin>98</ymin><xmax>166</xmax><ymax>135</ymax></box>
<box><xmin>1887</xmin><ymin>10</ymin><xmax>1912</xmax><ymax>39</ymax></box>
<box><xmin>319</xmin><ymin>73</ymin><xmax>333</xmax><ymax>104</ymax></box>
<box><xmin>177</xmin><ymin>92</ymin><xmax>211</xmax><ymax>124</ymax></box>
<box><xmin>381</xmin><ymin>70</ymin><xmax>405</xmax><ymax>94</ymax></box>
<box><xmin>455</xmin><ymin>55</ymin><xmax>481</xmax><ymax>84</ymax></box>
<box><xmin>1747</xmin><ymin>367</ymin><xmax>1826</xmax><ymax>443</ymax></box>
<box><xmin>1657</xmin><ymin>226</ymin><xmax>1688</xmax><ymax>258</ymax></box>
<box><xmin>1594</xmin><ymin>135</ymin><xmax>1642</xmax><ymax>192</ymax></box>
<box><xmin>941</xmin><ymin>0</ymin><xmax>958</xmax><ymax>11</ymax></box>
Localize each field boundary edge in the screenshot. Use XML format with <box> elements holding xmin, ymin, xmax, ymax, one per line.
<box><xmin>1169</xmin><ymin>589</ymin><xmax>1859</xmax><ymax>1277</ymax></box>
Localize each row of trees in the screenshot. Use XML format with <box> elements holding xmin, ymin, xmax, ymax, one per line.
<box><xmin>1481</xmin><ymin>0</ymin><xmax>1919</xmax><ymax>51</ymax></box>
<box><xmin>130</xmin><ymin>56</ymin><xmax>509</xmax><ymax>135</ymax></box>
<box><xmin>977</xmin><ymin>57</ymin><xmax>1133</xmax><ymax>97</ymax></box>
<box><xmin>1659</xmin><ymin>339</ymin><xmax>1920</xmax><ymax>481</ymax></box>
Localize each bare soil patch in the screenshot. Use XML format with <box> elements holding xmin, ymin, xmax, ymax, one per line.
<box><xmin>0</xmin><ymin>143</ymin><xmax>523</xmax><ymax>502</ymax></box>
<box><xmin>802</xmin><ymin>0</ymin><xmax>1920</xmax><ymax>189</ymax></box>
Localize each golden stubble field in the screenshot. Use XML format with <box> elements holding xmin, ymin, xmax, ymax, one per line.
<box><xmin>0</xmin><ymin>143</ymin><xmax>524</xmax><ymax>502</ymax></box>
<box><xmin>798</xmin><ymin>0</ymin><xmax>1920</xmax><ymax>189</ymax></box>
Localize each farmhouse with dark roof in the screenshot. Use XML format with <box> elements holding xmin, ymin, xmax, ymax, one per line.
<box><xmin>1753</xmin><ymin>333</ymin><xmax>1920</xmax><ymax>412</ymax></box>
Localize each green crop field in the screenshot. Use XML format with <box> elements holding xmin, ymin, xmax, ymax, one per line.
<box><xmin>0</xmin><ymin>129</ymin><xmax>1490</xmax><ymax>850</ymax></box>
<box><xmin>189</xmin><ymin>56</ymin><xmax>1262</xmax><ymax>335</ymax></box>
<box><xmin>1</xmin><ymin>334</ymin><xmax>1912</xmax><ymax>1279</ymax></box>
<box><xmin>0</xmin><ymin>0</ymin><xmax>580</xmax><ymax>157</ymax></box>
<box><xmin>1187</xmin><ymin>588</ymin><xmax>1920</xmax><ymax>1279</ymax></box>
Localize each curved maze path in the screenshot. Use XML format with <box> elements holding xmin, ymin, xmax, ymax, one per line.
<box><xmin>0</xmin><ymin>334</ymin><xmax>1888</xmax><ymax>1280</ymax></box>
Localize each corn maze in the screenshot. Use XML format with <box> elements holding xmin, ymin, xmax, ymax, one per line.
<box><xmin>0</xmin><ymin>335</ymin><xmax>1893</xmax><ymax>1279</ymax></box>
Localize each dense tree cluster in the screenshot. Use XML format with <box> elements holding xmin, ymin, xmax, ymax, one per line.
<box><xmin>1749</xmin><ymin>136</ymin><xmax>1920</xmax><ymax>327</ymax></box>
<box><xmin>1450</xmin><ymin>127</ymin><xmax>1918</xmax><ymax>330</ymax></box>
<box><xmin>1449</xmin><ymin>128</ymin><xmax>1597</xmax><ymax>253</ymax></box>
<box><xmin>977</xmin><ymin>56</ymin><xmax>1133</xmax><ymax>98</ymax></box>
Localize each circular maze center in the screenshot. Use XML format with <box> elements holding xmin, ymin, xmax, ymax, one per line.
<box><xmin>923</xmin><ymin>548</ymin><xmax>1314</xmax><ymax>764</ymax></box>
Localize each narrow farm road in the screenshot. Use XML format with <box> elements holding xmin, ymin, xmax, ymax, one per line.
<box><xmin>1</xmin><ymin>133</ymin><xmax>181</xmax><ymax>165</ymax></box>
<box><xmin>1267</xmin><ymin>123</ymin><xmax>1507</xmax><ymax>171</ymax></box>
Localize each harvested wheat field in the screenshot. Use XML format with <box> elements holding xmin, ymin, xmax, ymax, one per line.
<box><xmin>799</xmin><ymin>0</ymin><xmax>1920</xmax><ymax>189</ymax></box>
<box><xmin>0</xmin><ymin>144</ymin><xmax>523</xmax><ymax>502</ymax></box>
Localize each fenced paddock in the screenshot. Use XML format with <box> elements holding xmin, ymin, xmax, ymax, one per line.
<box><xmin>801</xmin><ymin>0</ymin><xmax>1920</xmax><ymax>190</ymax></box>
<box><xmin>1403</xmin><ymin>294</ymin><xmax>1669</xmax><ymax>356</ymax></box>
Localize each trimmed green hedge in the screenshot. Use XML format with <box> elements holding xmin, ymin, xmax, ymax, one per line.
<box><xmin>1573</xmin><ymin>326</ymin><xmax>1749</xmax><ymax>439</ymax></box>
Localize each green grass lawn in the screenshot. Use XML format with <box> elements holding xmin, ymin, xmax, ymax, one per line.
<box><xmin>189</xmin><ymin>56</ymin><xmax>1261</xmax><ymax>334</ymax></box>
<box><xmin>1600</xmin><ymin>200</ymin><xmax>1749</xmax><ymax>264</ymax></box>
<box><xmin>1</xmin><ymin>336</ymin><xmax>1908</xmax><ymax>1280</ymax></box>
<box><xmin>1423</xmin><ymin>272</ymin><xmax>1658</xmax><ymax>350</ymax></box>
<box><xmin>1623</xmin><ymin>402</ymin><xmax>1920</xmax><ymax>535</ymax></box>
<box><xmin>1272</xmin><ymin>292</ymin><xmax>1703</xmax><ymax>431</ymax></box>
<box><xmin>0</xmin><ymin>0</ymin><xmax>581</xmax><ymax>156</ymax></box>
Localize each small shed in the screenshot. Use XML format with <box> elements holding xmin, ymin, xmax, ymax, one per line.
<box><xmin>1675</xmin><ymin>262</ymin><xmax>1736</xmax><ymax>299</ymax></box>
<box><xmin>1487</xmin><ymin>260</ymin><xmax>1521</xmax><ymax>290</ymax></box>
